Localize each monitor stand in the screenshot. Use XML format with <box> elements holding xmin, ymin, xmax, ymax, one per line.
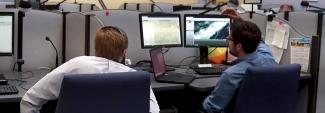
<box><xmin>200</xmin><ymin>47</ymin><xmax>210</xmax><ymax>64</ymax></box>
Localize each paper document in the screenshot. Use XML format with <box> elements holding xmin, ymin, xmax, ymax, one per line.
<box><xmin>290</xmin><ymin>36</ymin><xmax>311</xmax><ymax>72</ymax></box>
<box><xmin>271</xmin><ymin>22</ymin><xmax>290</xmax><ymax>49</ymax></box>
<box><xmin>265</xmin><ymin>21</ymin><xmax>276</xmax><ymax>45</ymax></box>
<box><xmin>270</xmin><ymin>45</ymin><xmax>284</xmax><ymax>63</ymax></box>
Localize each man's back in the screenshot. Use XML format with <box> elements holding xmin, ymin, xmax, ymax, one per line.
<box><xmin>20</xmin><ymin>56</ymin><xmax>160</xmax><ymax>113</ymax></box>
<box><xmin>203</xmin><ymin>42</ymin><xmax>277</xmax><ymax>113</ymax></box>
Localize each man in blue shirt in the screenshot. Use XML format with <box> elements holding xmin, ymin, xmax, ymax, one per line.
<box><xmin>202</xmin><ymin>12</ymin><xmax>277</xmax><ymax>113</ymax></box>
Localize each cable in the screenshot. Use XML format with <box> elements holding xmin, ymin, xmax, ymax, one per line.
<box><xmin>207</xmin><ymin>47</ymin><xmax>217</xmax><ymax>55</ymax></box>
<box><xmin>150</xmin><ymin>0</ymin><xmax>163</xmax><ymax>12</ymax></box>
<box><xmin>203</xmin><ymin>0</ymin><xmax>214</xmax><ymax>8</ymax></box>
<box><xmin>98</xmin><ymin>0</ymin><xmax>107</xmax><ymax>10</ymax></box>
<box><xmin>12</xmin><ymin>62</ymin><xmax>17</xmax><ymax>71</ymax></box>
<box><xmin>176</xmin><ymin>56</ymin><xmax>200</xmax><ymax>67</ymax></box>
<box><xmin>162</xmin><ymin>48</ymin><xmax>170</xmax><ymax>54</ymax></box>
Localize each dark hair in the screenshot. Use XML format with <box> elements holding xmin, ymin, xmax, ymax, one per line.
<box><xmin>230</xmin><ymin>21</ymin><xmax>261</xmax><ymax>53</ymax></box>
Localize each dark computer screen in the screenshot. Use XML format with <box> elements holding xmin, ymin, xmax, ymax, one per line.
<box><xmin>139</xmin><ymin>13</ymin><xmax>182</xmax><ymax>48</ymax></box>
<box><xmin>0</xmin><ymin>12</ymin><xmax>14</xmax><ymax>56</ymax></box>
<box><xmin>184</xmin><ymin>14</ymin><xmax>230</xmax><ymax>47</ymax></box>
<box><xmin>149</xmin><ymin>48</ymin><xmax>166</xmax><ymax>77</ymax></box>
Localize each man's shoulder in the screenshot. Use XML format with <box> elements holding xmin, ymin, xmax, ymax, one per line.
<box><xmin>108</xmin><ymin>60</ymin><xmax>135</xmax><ymax>72</ymax></box>
<box><xmin>225</xmin><ymin>61</ymin><xmax>251</xmax><ymax>73</ymax></box>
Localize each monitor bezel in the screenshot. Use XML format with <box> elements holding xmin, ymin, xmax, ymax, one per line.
<box><xmin>139</xmin><ymin>13</ymin><xmax>183</xmax><ymax>49</ymax></box>
<box><xmin>0</xmin><ymin>12</ymin><xmax>14</xmax><ymax>56</ymax></box>
<box><xmin>184</xmin><ymin>14</ymin><xmax>230</xmax><ymax>48</ymax></box>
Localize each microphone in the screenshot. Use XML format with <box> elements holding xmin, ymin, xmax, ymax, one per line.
<box><xmin>301</xmin><ymin>1</ymin><xmax>325</xmax><ymax>11</ymax></box>
<box><xmin>45</xmin><ymin>37</ymin><xmax>59</xmax><ymax>68</ymax></box>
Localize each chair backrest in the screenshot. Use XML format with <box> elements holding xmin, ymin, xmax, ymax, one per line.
<box><xmin>229</xmin><ymin>64</ymin><xmax>301</xmax><ymax>113</ymax></box>
<box><xmin>55</xmin><ymin>71</ymin><xmax>150</xmax><ymax>113</ymax></box>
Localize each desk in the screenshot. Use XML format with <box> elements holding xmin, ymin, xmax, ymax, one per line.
<box><xmin>0</xmin><ymin>70</ymin><xmax>49</xmax><ymax>103</ymax></box>
<box><xmin>0</xmin><ymin>68</ymin><xmax>312</xmax><ymax>113</ymax></box>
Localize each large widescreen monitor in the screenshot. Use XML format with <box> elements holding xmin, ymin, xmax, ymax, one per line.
<box><xmin>139</xmin><ymin>13</ymin><xmax>182</xmax><ymax>48</ymax></box>
<box><xmin>184</xmin><ymin>14</ymin><xmax>230</xmax><ymax>47</ymax></box>
<box><xmin>0</xmin><ymin>12</ymin><xmax>14</xmax><ymax>56</ymax></box>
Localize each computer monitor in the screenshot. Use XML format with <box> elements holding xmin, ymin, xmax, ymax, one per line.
<box><xmin>184</xmin><ymin>14</ymin><xmax>230</xmax><ymax>47</ymax></box>
<box><xmin>184</xmin><ymin>14</ymin><xmax>230</xmax><ymax>64</ymax></box>
<box><xmin>0</xmin><ymin>12</ymin><xmax>14</xmax><ymax>56</ymax></box>
<box><xmin>139</xmin><ymin>13</ymin><xmax>182</xmax><ymax>48</ymax></box>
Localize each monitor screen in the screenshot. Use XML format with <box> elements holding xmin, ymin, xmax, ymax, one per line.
<box><xmin>139</xmin><ymin>13</ymin><xmax>182</xmax><ymax>48</ymax></box>
<box><xmin>0</xmin><ymin>12</ymin><xmax>14</xmax><ymax>56</ymax></box>
<box><xmin>149</xmin><ymin>48</ymin><xmax>166</xmax><ymax>77</ymax></box>
<box><xmin>184</xmin><ymin>14</ymin><xmax>230</xmax><ymax>47</ymax></box>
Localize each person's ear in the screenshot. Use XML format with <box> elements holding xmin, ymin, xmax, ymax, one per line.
<box><xmin>119</xmin><ymin>49</ymin><xmax>127</xmax><ymax>63</ymax></box>
<box><xmin>236</xmin><ymin>43</ymin><xmax>242</xmax><ymax>51</ymax></box>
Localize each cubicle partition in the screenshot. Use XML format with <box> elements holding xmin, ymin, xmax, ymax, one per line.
<box><xmin>240</xmin><ymin>13</ymin><xmax>267</xmax><ymax>36</ymax></box>
<box><xmin>65</xmin><ymin>12</ymin><xmax>86</xmax><ymax>61</ymax></box>
<box><xmin>22</xmin><ymin>10</ymin><xmax>62</xmax><ymax>70</ymax></box>
<box><xmin>317</xmin><ymin>14</ymin><xmax>325</xmax><ymax>113</ymax></box>
<box><xmin>59</xmin><ymin>3</ymin><xmax>80</xmax><ymax>12</ymax></box>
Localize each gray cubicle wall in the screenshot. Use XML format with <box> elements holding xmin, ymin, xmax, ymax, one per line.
<box><xmin>0</xmin><ymin>9</ymin><xmax>18</xmax><ymax>71</ymax></box>
<box><xmin>81</xmin><ymin>3</ymin><xmax>92</xmax><ymax>12</ymax></box>
<box><xmin>59</xmin><ymin>3</ymin><xmax>80</xmax><ymax>12</ymax></box>
<box><xmin>317</xmin><ymin>14</ymin><xmax>325</xmax><ymax>113</ymax></box>
<box><xmin>239</xmin><ymin>13</ymin><xmax>267</xmax><ymax>37</ymax></box>
<box><xmin>154</xmin><ymin>3</ymin><xmax>174</xmax><ymax>12</ymax></box>
<box><xmin>22</xmin><ymin>10</ymin><xmax>62</xmax><ymax>70</ymax></box>
<box><xmin>262</xmin><ymin>0</ymin><xmax>325</xmax><ymax>12</ymax></box>
<box><xmin>65</xmin><ymin>13</ymin><xmax>86</xmax><ymax>61</ymax></box>
<box><xmin>86</xmin><ymin>10</ymin><xmax>197</xmax><ymax>65</ymax></box>
<box><xmin>289</xmin><ymin>12</ymin><xmax>317</xmax><ymax>113</ymax></box>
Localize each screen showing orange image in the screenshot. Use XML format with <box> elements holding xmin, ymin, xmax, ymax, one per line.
<box><xmin>208</xmin><ymin>47</ymin><xmax>227</xmax><ymax>64</ymax></box>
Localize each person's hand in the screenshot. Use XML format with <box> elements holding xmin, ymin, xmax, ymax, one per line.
<box><xmin>221</xmin><ymin>8</ymin><xmax>243</xmax><ymax>21</ymax></box>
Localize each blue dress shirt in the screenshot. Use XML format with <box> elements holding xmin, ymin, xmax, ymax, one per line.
<box><xmin>202</xmin><ymin>41</ymin><xmax>277</xmax><ymax>113</ymax></box>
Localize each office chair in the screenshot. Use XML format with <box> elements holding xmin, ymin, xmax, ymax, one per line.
<box><xmin>55</xmin><ymin>71</ymin><xmax>150</xmax><ymax>113</ymax></box>
<box><xmin>226</xmin><ymin>64</ymin><xmax>301</xmax><ymax>113</ymax></box>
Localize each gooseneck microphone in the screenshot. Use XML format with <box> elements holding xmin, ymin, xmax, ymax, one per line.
<box><xmin>45</xmin><ymin>37</ymin><xmax>59</xmax><ymax>68</ymax></box>
<box><xmin>301</xmin><ymin>1</ymin><xmax>325</xmax><ymax>10</ymax></box>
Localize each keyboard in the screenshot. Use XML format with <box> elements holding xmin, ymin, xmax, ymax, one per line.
<box><xmin>156</xmin><ymin>72</ymin><xmax>195</xmax><ymax>84</ymax></box>
<box><xmin>191</xmin><ymin>65</ymin><xmax>228</xmax><ymax>75</ymax></box>
<box><xmin>0</xmin><ymin>85</ymin><xmax>19</xmax><ymax>95</ymax></box>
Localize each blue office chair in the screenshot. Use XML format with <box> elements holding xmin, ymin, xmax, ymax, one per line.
<box><xmin>55</xmin><ymin>71</ymin><xmax>150</xmax><ymax>113</ymax></box>
<box><xmin>226</xmin><ymin>64</ymin><xmax>301</xmax><ymax>113</ymax></box>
